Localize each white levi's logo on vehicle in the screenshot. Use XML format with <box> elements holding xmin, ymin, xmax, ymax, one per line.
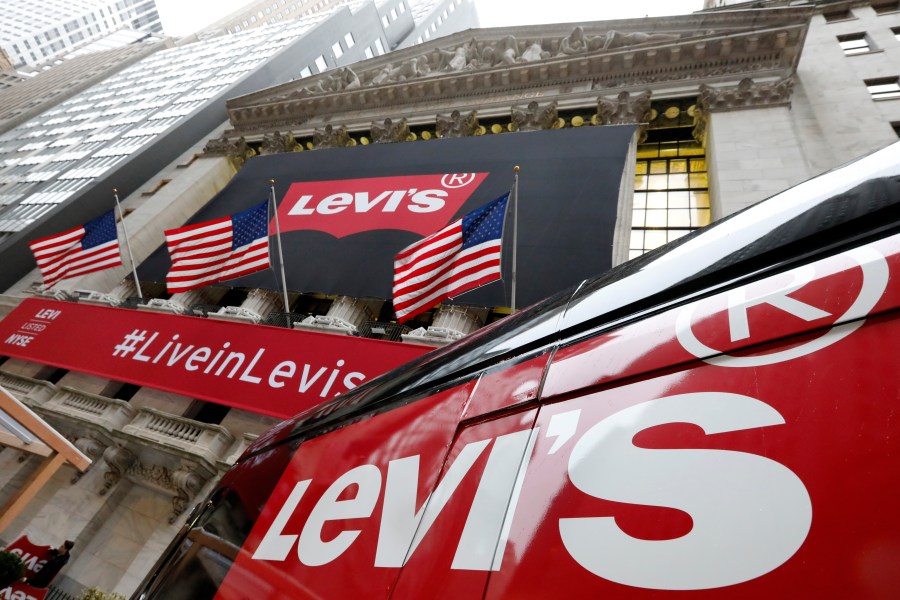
<box><xmin>251</xmin><ymin>393</ymin><xmax>812</xmax><ymax>591</ymax></box>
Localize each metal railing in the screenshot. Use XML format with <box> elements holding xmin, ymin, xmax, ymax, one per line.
<box><xmin>357</xmin><ymin>321</ymin><xmax>410</xmax><ymax>342</ymax></box>
<box><xmin>263</xmin><ymin>310</ymin><xmax>306</xmax><ymax>329</ymax></box>
<box><xmin>46</xmin><ymin>586</ymin><xmax>78</xmax><ymax>600</ymax></box>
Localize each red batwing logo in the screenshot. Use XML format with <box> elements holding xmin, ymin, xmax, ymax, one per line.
<box><xmin>275</xmin><ymin>173</ymin><xmax>489</xmax><ymax>238</ymax></box>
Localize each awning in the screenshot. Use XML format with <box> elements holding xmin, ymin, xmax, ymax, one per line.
<box><xmin>0</xmin><ymin>385</ymin><xmax>91</xmax><ymax>534</ymax></box>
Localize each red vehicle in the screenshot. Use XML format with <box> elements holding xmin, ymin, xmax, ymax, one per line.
<box><xmin>133</xmin><ymin>142</ymin><xmax>900</xmax><ymax>599</ymax></box>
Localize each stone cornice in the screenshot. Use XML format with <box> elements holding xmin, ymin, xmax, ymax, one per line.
<box><xmin>224</xmin><ymin>8</ymin><xmax>810</xmax><ymax>138</ymax></box>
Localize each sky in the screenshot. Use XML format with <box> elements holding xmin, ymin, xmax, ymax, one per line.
<box><xmin>155</xmin><ymin>0</ymin><xmax>706</xmax><ymax>37</ymax></box>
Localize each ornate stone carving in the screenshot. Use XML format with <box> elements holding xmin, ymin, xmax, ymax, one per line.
<box><xmin>371</xmin><ymin>118</ymin><xmax>411</xmax><ymax>144</ymax></box>
<box><xmin>697</xmin><ymin>76</ymin><xmax>795</xmax><ymax>112</ymax></box>
<box><xmin>692</xmin><ymin>105</ymin><xmax>709</xmax><ymax>146</ymax></box>
<box><xmin>555</xmin><ymin>26</ymin><xmax>682</xmax><ymax>56</ymax></box>
<box><xmin>511</xmin><ymin>100</ymin><xmax>559</xmax><ymax>131</ymax></box>
<box><xmin>260</xmin><ymin>130</ymin><xmax>298</xmax><ymax>154</ymax></box>
<box><xmin>313</xmin><ymin>124</ymin><xmax>352</xmax><ymax>148</ymax></box>
<box><xmin>436</xmin><ymin>110</ymin><xmax>479</xmax><ymax>138</ymax></box>
<box><xmin>100</xmin><ymin>445</ymin><xmax>136</xmax><ymax>495</ymax></box>
<box><xmin>596</xmin><ymin>90</ymin><xmax>652</xmax><ymax>142</ymax></box>
<box><xmin>71</xmin><ymin>437</ymin><xmax>106</xmax><ymax>484</ymax></box>
<box><xmin>366</xmin><ymin>56</ymin><xmax>432</xmax><ymax>86</ymax></box>
<box><xmin>203</xmin><ymin>133</ymin><xmax>232</xmax><ymax>155</ymax></box>
<box><xmin>170</xmin><ymin>466</ymin><xmax>206</xmax><ymax>523</ymax></box>
<box><xmin>558</xmin><ymin>26</ymin><xmax>589</xmax><ymax>56</ymax></box>
<box><xmin>294</xmin><ymin>66</ymin><xmax>362</xmax><ymax>96</ymax></box>
<box><xmin>227</xmin><ymin>136</ymin><xmax>257</xmax><ymax>168</ymax></box>
<box><xmin>225</xmin><ymin>14</ymin><xmax>807</xmax><ymax>136</ymax></box>
<box><xmin>596</xmin><ymin>90</ymin><xmax>652</xmax><ymax>124</ymax></box>
<box><xmin>204</xmin><ymin>134</ymin><xmax>258</xmax><ymax>164</ymax></box>
<box><xmin>126</xmin><ymin>460</ymin><xmax>174</xmax><ymax>490</ymax></box>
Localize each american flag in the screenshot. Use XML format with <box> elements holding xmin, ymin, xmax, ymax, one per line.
<box><xmin>165</xmin><ymin>200</ymin><xmax>270</xmax><ymax>293</ymax></box>
<box><xmin>29</xmin><ymin>210</ymin><xmax>122</xmax><ymax>289</ymax></box>
<box><xmin>393</xmin><ymin>192</ymin><xmax>509</xmax><ymax>323</ymax></box>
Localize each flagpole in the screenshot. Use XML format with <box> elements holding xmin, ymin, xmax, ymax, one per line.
<box><xmin>511</xmin><ymin>166</ymin><xmax>519</xmax><ymax>313</ymax></box>
<box><xmin>113</xmin><ymin>188</ymin><xmax>142</xmax><ymax>299</ymax></box>
<box><xmin>269</xmin><ymin>180</ymin><xmax>291</xmax><ymax>312</ymax></box>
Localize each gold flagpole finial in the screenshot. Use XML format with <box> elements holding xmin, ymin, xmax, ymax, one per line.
<box><xmin>112</xmin><ymin>188</ymin><xmax>118</xmax><ymax>194</ymax></box>
<box><xmin>513</xmin><ymin>165</ymin><xmax>519</xmax><ymax>173</ymax></box>
<box><xmin>269</xmin><ymin>179</ymin><xmax>275</xmax><ymax>186</ymax></box>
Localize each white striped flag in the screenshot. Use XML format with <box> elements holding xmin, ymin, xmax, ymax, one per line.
<box><xmin>393</xmin><ymin>192</ymin><xmax>509</xmax><ymax>323</ymax></box>
<box><xmin>28</xmin><ymin>210</ymin><xmax>122</xmax><ymax>289</ymax></box>
<box><xmin>165</xmin><ymin>200</ymin><xmax>270</xmax><ymax>293</ymax></box>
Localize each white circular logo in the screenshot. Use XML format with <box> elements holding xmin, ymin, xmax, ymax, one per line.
<box><xmin>675</xmin><ymin>247</ymin><xmax>889</xmax><ymax>367</ymax></box>
<box><xmin>441</xmin><ymin>173</ymin><xmax>477</xmax><ymax>188</ymax></box>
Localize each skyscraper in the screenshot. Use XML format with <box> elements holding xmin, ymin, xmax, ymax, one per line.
<box><xmin>0</xmin><ymin>0</ymin><xmax>163</xmax><ymax>68</ymax></box>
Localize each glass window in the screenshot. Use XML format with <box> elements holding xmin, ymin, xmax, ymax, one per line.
<box><xmin>838</xmin><ymin>33</ymin><xmax>871</xmax><ymax>55</ymax></box>
<box><xmin>344</xmin><ymin>32</ymin><xmax>354</xmax><ymax>48</ymax></box>
<box><xmin>375</xmin><ymin>38</ymin><xmax>385</xmax><ymax>54</ymax></box>
<box><xmin>866</xmin><ymin>77</ymin><xmax>900</xmax><ymax>100</ymax></box>
<box><xmin>823</xmin><ymin>7</ymin><xmax>853</xmax><ymax>21</ymax></box>
<box><xmin>332</xmin><ymin>41</ymin><xmax>343</xmax><ymax>58</ymax></box>
<box><xmin>314</xmin><ymin>54</ymin><xmax>327</xmax><ymax>72</ymax></box>
<box><xmin>630</xmin><ymin>138</ymin><xmax>710</xmax><ymax>259</ymax></box>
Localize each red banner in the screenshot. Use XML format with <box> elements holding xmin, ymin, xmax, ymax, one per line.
<box><xmin>5</xmin><ymin>536</ymin><xmax>52</xmax><ymax>581</ymax></box>
<box><xmin>278</xmin><ymin>173</ymin><xmax>489</xmax><ymax>238</ymax></box>
<box><xmin>3</xmin><ymin>536</ymin><xmax>50</xmax><ymax>600</ymax></box>
<box><xmin>0</xmin><ymin>583</ymin><xmax>47</xmax><ymax>600</ymax></box>
<box><xmin>0</xmin><ymin>299</ymin><xmax>430</xmax><ymax>419</ymax></box>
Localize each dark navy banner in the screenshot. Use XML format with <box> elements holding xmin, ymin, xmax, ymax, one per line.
<box><xmin>138</xmin><ymin>125</ymin><xmax>636</xmax><ymax>308</ymax></box>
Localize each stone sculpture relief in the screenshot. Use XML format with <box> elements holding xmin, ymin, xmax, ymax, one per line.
<box><xmin>597</xmin><ymin>90</ymin><xmax>653</xmax><ymax>125</ymax></box>
<box><xmin>313</xmin><ymin>124</ymin><xmax>352</xmax><ymax>148</ymax></box>
<box><xmin>698</xmin><ymin>76</ymin><xmax>795</xmax><ymax>111</ymax></box>
<box><xmin>511</xmin><ymin>100</ymin><xmax>559</xmax><ymax>131</ymax></box>
<box><xmin>436</xmin><ymin>110</ymin><xmax>479</xmax><ymax>138</ymax></box>
<box><xmin>286</xmin><ymin>29</ymin><xmax>683</xmax><ymax>96</ymax></box>
<box><xmin>260</xmin><ymin>130</ymin><xmax>298</xmax><ymax>154</ymax></box>
<box><xmin>371</xmin><ymin>117</ymin><xmax>411</xmax><ymax>144</ymax></box>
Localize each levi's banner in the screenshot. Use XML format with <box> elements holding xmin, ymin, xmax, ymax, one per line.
<box><xmin>137</xmin><ymin>126</ymin><xmax>636</xmax><ymax>307</ymax></box>
<box><xmin>0</xmin><ymin>299</ymin><xmax>430</xmax><ymax>419</ymax></box>
<box><xmin>0</xmin><ymin>583</ymin><xmax>47</xmax><ymax>600</ymax></box>
<box><xmin>278</xmin><ymin>173</ymin><xmax>489</xmax><ymax>238</ymax></box>
<box><xmin>3</xmin><ymin>536</ymin><xmax>50</xmax><ymax>600</ymax></box>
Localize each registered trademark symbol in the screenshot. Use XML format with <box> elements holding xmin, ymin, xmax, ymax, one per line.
<box><xmin>441</xmin><ymin>173</ymin><xmax>477</xmax><ymax>188</ymax></box>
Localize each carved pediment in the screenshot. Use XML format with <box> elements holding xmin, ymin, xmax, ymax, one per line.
<box><xmin>225</xmin><ymin>8</ymin><xmax>810</xmax><ymax>135</ymax></box>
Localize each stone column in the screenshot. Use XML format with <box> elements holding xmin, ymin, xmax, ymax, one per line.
<box><xmin>696</xmin><ymin>77</ymin><xmax>813</xmax><ymax>218</ymax></box>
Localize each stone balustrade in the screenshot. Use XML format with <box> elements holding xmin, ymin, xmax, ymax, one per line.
<box><xmin>0</xmin><ymin>370</ymin><xmax>242</xmax><ymax>472</ymax></box>
<box><xmin>222</xmin><ymin>432</ymin><xmax>259</xmax><ymax>467</ymax></box>
<box><xmin>123</xmin><ymin>407</ymin><xmax>235</xmax><ymax>467</ymax></box>
<box><xmin>44</xmin><ymin>386</ymin><xmax>137</xmax><ymax>433</ymax></box>
<box><xmin>0</xmin><ymin>371</ymin><xmax>56</xmax><ymax>404</ymax></box>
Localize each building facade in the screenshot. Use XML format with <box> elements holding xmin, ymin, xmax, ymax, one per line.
<box><xmin>0</xmin><ymin>1</ymin><xmax>467</xmax><ymax>293</ymax></box>
<box><xmin>1</xmin><ymin>0</ymin><xmax>899</xmax><ymax>597</ymax></box>
<box><xmin>0</xmin><ymin>0</ymin><xmax>163</xmax><ymax>68</ymax></box>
